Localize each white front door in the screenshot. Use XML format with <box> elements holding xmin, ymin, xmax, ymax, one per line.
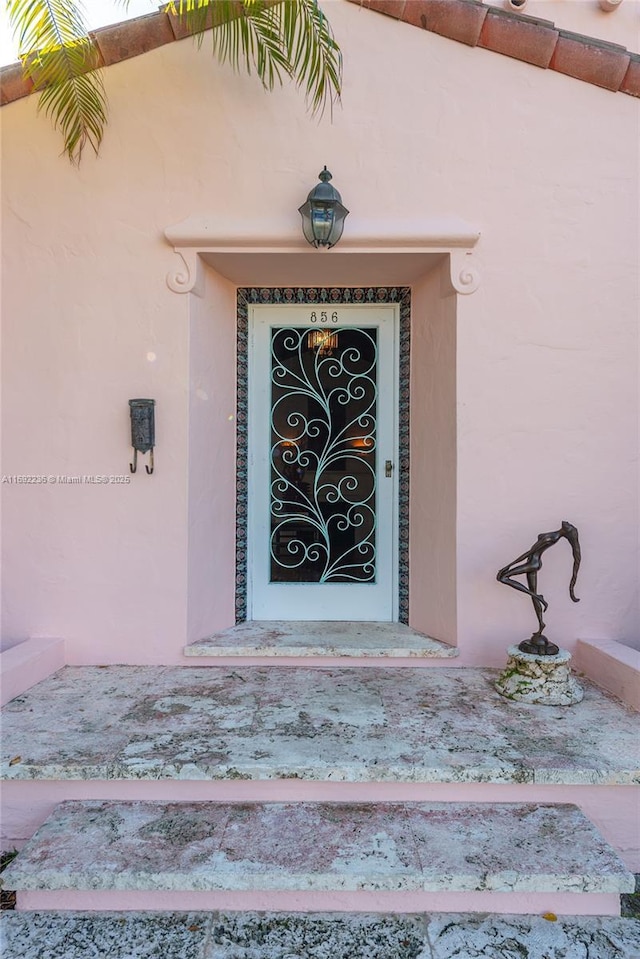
<box><xmin>248</xmin><ymin>304</ymin><xmax>399</xmax><ymax>621</ymax></box>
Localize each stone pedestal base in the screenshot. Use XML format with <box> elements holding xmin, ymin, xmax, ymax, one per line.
<box><xmin>495</xmin><ymin>646</ymin><xmax>584</xmax><ymax>706</ymax></box>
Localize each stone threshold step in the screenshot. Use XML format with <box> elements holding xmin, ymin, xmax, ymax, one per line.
<box><xmin>2</xmin><ymin>911</ymin><xmax>640</xmax><ymax>959</ymax></box>
<box><xmin>2</xmin><ymin>801</ymin><xmax>633</xmax><ymax>903</ymax></box>
<box><xmin>184</xmin><ymin>621</ymin><xmax>458</xmax><ymax>659</ymax></box>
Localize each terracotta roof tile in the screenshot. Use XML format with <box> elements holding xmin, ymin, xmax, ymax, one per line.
<box><xmin>0</xmin><ymin>61</ymin><xmax>33</xmax><ymax>106</ymax></box>
<box><xmin>168</xmin><ymin>9</ymin><xmax>198</xmax><ymax>41</ymax></box>
<box><xmin>352</xmin><ymin>0</ymin><xmax>638</xmax><ymax>96</ymax></box>
<box><xmin>167</xmin><ymin>1</ymin><xmax>252</xmax><ymax>40</ymax></box>
<box><xmin>620</xmin><ymin>54</ymin><xmax>640</xmax><ymax>99</ymax></box>
<box><xmin>478</xmin><ymin>8</ymin><xmax>558</xmax><ymax>69</ymax></box>
<box><xmin>94</xmin><ymin>13</ymin><xmax>175</xmax><ymax>67</ymax></box>
<box><xmin>167</xmin><ymin>7</ymin><xmax>207</xmax><ymax>41</ymax></box>
<box><xmin>2</xmin><ymin>1</ymin><xmax>639</xmax><ymax>107</ymax></box>
<box><xmin>361</xmin><ymin>0</ymin><xmax>407</xmax><ymax>21</ymax></box>
<box><xmin>402</xmin><ymin>0</ymin><xmax>488</xmax><ymax>47</ymax></box>
<box><xmin>551</xmin><ymin>31</ymin><xmax>631</xmax><ymax>92</ymax></box>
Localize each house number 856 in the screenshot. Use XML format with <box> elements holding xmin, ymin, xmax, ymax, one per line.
<box><xmin>310</xmin><ymin>311</ymin><xmax>339</xmax><ymax>323</ymax></box>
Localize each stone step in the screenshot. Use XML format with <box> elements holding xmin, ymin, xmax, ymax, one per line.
<box><xmin>3</xmin><ymin>666</ymin><xmax>638</xmax><ymax>788</ymax></box>
<box><xmin>2</xmin><ymin>910</ymin><xmax>639</xmax><ymax>959</ymax></box>
<box><xmin>2</xmin><ymin>800</ymin><xmax>634</xmax><ymax>915</ymax></box>
<box><xmin>184</xmin><ymin>621</ymin><xmax>458</xmax><ymax>659</ymax></box>
<box><xmin>3</xmin><ymin>664</ymin><xmax>639</xmax><ymax>890</ymax></box>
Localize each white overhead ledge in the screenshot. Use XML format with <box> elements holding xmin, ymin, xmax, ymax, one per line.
<box><xmin>165</xmin><ymin>215</ymin><xmax>480</xmax><ymax>251</ymax></box>
<box><xmin>164</xmin><ymin>216</ymin><xmax>481</xmax><ymax>296</ymax></box>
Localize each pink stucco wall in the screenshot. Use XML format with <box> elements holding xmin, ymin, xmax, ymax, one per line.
<box><xmin>409</xmin><ymin>261</ymin><xmax>457</xmax><ymax>646</ymax></box>
<box><xmin>574</xmin><ymin>637</ymin><xmax>640</xmax><ymax>710</ymax></box>
<box><xmin>0</xmin><ymin>637</ymin><xmax>65</xmax><ymax>706</ymax></box>
<box><xmin>1</xmin><ymin>2</ymin><xmax>638</xmax><ymax>664</ymax></box>
<box><xmin>187</xmin><ymin>269</ymin><xmax>237</xmax><ymax>643</ymax></box>
<box><xmin>16</xmin><ymin>888</ymin><xmax>623</xmax><ymax>916</ymax></box>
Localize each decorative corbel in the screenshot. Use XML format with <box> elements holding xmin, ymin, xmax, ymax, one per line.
<box><xmin>166</xmin><ymin>248</ymin><xmax>204</xmax><ymax>297</ymax></box>
<box><xmin>448</xmin><ymin>250</ymin><xmax>481</xmax><ymax>296</ymax></box>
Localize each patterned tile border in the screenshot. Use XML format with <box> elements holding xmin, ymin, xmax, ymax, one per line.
<box><xmin>236</xmin><ymin>287</ymin><xmax>411</xmax><ymax>624</ymax></box>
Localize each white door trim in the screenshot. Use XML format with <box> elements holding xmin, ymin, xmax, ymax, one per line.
<box><xmin>247</xmin><ymin>303</ymin><xmax>400</xmax><ymax>622</ymax></box>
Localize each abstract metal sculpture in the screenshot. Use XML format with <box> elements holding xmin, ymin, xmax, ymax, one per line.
<box><xmin>497</xmin><ymin>521</ymin><xmax>581</xmax><ymax>656</ymax></box>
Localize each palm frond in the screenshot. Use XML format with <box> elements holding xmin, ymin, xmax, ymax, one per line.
<box><xmin>7</xmin><ymin>0</ymin><xmax>341</xmax><ymax>162</ymax></box>
<box><xmin>6</xmin><ymin>0</ymin><xmax>106</xmax><ymax>162</ymax></box>
<box><xmin>209</xmin><ymin>2</ymin><xmax>292</xmax><ymax>91</ymax></box>
<box><xmin>167</xmin><ymin>0</ymin><xmax>342</xmax><ymax>115</ymax></box>
<box><xmin>278</xmin><ymin>0</ymin><xmax>342</xmax><ymax>116</ymax></box>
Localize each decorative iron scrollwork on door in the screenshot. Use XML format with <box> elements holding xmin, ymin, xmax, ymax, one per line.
<box><xmin>270</xmin><ymin>327</ymin><xmax>377</xmax><ymax>583</ymax></box>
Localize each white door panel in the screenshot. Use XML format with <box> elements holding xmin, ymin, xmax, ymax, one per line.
<box><xmin>248</xmin><ymin>304</ymin><xmax>398</xmax><ymax>621</ymax></box>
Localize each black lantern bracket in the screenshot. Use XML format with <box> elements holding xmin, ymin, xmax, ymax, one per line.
<box><xmin>129</xmin><ymin>399</ymin><xmax>155</xmax><ymax>475</ymax></box>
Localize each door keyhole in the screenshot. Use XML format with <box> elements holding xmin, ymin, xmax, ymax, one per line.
<box><xmin>385</xmin><ymin>460</ymin><xmax>393</xmax><ymax>478</ymax></box>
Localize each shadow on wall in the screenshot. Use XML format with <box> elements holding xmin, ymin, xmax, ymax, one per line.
<box><xmin>0</xmin><ymin>638</ymin><xmax>25</xmax><ymax>653</ymax></box>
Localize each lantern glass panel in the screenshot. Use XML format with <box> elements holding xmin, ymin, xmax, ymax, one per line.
<box><xmin>310</xmin><ymin>205</ymin><xmax>334</xmax><ymax>246</ymax></box>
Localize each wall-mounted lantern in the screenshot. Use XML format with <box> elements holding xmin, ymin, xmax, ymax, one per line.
<box><xmin>298</xmin><ymin>167</ymin><xmax>349</xmax><ymax>249</ymax></box>
<box><xmin>129</xmin><ymin>399</ymin><xmax>155</xmax><ymax>475</ymax></box>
